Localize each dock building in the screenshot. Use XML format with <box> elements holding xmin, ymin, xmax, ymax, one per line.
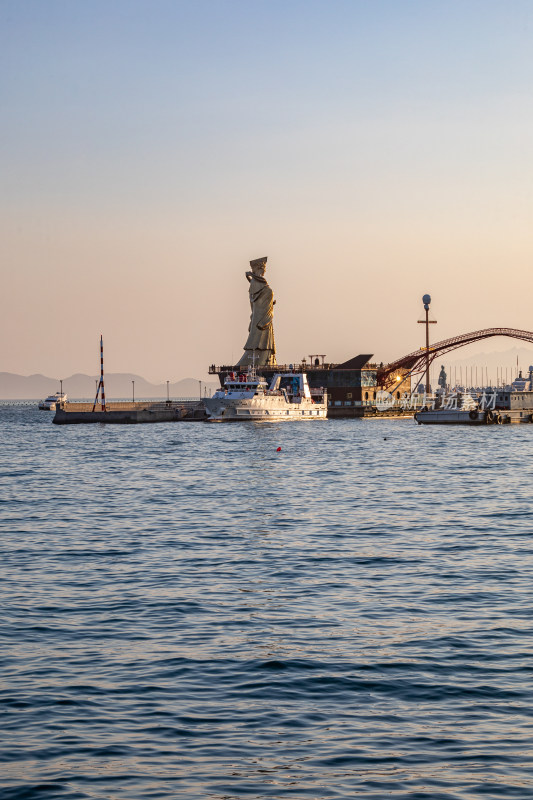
<box><xmin>208</xmin><ymin>356</ymin><xmax>412</xmax><ymax>418</ymax></box>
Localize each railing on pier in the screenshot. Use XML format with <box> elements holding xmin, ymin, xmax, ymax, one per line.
<box><xmin>59</xmin><ymin>400</ymin><xmax>204</xmax><ymax>413</ymax></box>
<box><xmin>208</xmin><ymin>362</ymin><xmax>378</xmax><ymax>374</ymax></box>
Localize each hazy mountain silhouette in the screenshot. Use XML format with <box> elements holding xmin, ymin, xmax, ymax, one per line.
<box><xmin>0</xmin><ymin>372</ymin><xmax>219</xmax><ymax>400</ymax></box>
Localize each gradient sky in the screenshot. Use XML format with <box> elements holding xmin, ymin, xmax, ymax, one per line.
<box><xmin>2</xmin><ymin>0</ymin><xmax>533</xmax><ymax>382</ymax></box>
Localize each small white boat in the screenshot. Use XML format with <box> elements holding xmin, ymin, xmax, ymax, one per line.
<box><xmin>38</xmin><ymin>392</ymin><xmax>67</xmax><ymax>411</ymax></box>
<box><xmin>204</xmin><ymin>370</ymin><xmax>327</xmax><ymax>422</ymax></box>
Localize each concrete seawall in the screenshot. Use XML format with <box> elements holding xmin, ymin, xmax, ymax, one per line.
<box><xmin>53</xmin><ymin>401</ymin><xmax>207</xmax><ymax>424</ymax></box>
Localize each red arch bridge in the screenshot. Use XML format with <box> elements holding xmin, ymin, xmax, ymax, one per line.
<box><xmin>378</xmin><ymin>328</ymin><xmax>533</xmax><ymax>390</ymax></box>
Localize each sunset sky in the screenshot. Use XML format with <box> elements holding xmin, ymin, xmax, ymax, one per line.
<box><xmin>2</xmin><ymin>0</ymin><xmax>533</xmax><ymax>382</ymax></box>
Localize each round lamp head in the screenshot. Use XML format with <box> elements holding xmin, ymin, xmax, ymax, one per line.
<box><xmin>422</xmin><ymin>293</ymin><xmax>431</xmax><ymax>305</ymax></box>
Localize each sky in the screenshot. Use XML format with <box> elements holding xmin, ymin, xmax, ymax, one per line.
<box><xmin>2</xmin><ymin>0</ymin><xmax>533</xmax><ymax>382</ymax></box>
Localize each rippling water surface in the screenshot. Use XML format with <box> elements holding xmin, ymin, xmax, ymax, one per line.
<box><xmin>1</xmin><ymin>405</ymin><xmax>533</xmax><ymax>799</ymax></box>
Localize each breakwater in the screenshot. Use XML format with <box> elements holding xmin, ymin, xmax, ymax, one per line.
<box><xmin>53</xmin><ymin>400</ymin><xmax>206</xmax><ymax>424</ymax></box>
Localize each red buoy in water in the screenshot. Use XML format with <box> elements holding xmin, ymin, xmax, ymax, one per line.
<box><xmin>276</xmin><ymin>447</ymin><xmax>282</xmax><ymax>452</ymax></box>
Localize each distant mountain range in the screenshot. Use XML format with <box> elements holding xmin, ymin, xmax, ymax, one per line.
<box><xmin>0</xmin><ymin>372</ymin><xmax>219</xmax><ymax>400</ymax></box>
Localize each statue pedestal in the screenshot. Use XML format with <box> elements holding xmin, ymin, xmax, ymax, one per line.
<box><xmin>237</xmin><ymin>350</ymin><xmax>277</xmax><ymax>368</ymax></box>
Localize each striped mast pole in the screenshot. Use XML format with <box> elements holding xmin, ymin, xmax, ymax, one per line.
<box><xmin>99</xmin><ymin>335</ymin><xmax>106</xmax><ymax>411</ymax></box>
<box><xmin>91</xmin><ymin>334</ymin><xmax>107</xmax><ymax>412</ymax></box>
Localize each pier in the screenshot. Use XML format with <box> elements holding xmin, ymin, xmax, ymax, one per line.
<box><xmin>53</xmin><ymin>400</ymin><xmax>206</xmax><ymax>424</ymax></box>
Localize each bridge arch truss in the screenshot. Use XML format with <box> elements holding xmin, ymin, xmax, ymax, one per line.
<box><xmin>378</xmin><ymin>328</ymin><xmax>533</xmax><ymax>389</ymax></box>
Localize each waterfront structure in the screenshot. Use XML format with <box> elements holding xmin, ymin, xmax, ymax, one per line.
<box><xmin>211</xmin><ymin>261</ymin><xmax>417</xmax><ymax>416</ymax></box>
<box><xmin>209</xmin><ymin>355</ymin><xmax>412</xmax><ymax>418</ymax></box>
<box><xmin>379</xmin><ymin>328</ymin><xmax>533</xmax><ymax>390</ymax></box>
<box><xmin>53</xmin><ymin>400</ymin><xmax>206</xmax><ymax>424</ymax></box>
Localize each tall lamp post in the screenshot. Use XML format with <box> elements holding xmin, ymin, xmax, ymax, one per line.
<box><xmin>418</xmin><ymin>294</ymin><xmax>437</xmax><ymax>394</ymax></box>
<box><xmin>132</xmin><ymin>380</ymin><xmax>135</xmax><ymax>403</ymax></box>
<box><xmin>166</xmin><ymin>380</ymin><xmax>170</xmax><ymax>404</ymax></box>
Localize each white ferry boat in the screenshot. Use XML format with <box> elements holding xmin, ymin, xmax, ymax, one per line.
<box><xmin>204</xmin><ymin>370</ymin><xmax>327</xmax><ymax>422</ymax></box>
<box><xmin>38</xmin><ymin>392</ymin><xmax>67</xmax><ymax>411</ymax></box>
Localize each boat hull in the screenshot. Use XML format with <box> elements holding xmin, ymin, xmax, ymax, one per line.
<box><xmin>204</xmin><ymin>397</ymin><xmax>327</xmax><ymax>422</ymax></box>
<box><xmin>415</xmin><ymin>409</ymin><xmax>487</xmax><ymax>424</ymax></box>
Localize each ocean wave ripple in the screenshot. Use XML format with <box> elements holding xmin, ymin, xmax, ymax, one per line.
<box><xmin>1</xmin><ymin>407</ymin><xmax>533</xmax><ymax>798</ymax></box>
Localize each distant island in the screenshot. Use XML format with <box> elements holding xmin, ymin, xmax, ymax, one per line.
<box><xmin>0</xmin><ymin>372</ymin><xmax>219</xmax><ymax>400</ymax></box>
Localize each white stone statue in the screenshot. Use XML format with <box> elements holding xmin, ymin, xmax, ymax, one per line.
<box><xmin>237</xmin><ymin>257</ymin><xmax>277</xmax><ymax>367</ymax></box>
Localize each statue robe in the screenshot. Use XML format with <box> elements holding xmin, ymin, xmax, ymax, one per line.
<box><xmin>237</xmin><ymin>273</ymin><xmax>276</xmax><ymax>365</ymax></box>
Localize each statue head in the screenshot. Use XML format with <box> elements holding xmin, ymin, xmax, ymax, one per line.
<box><xmin>250</xmin><ymin>256</ymin><xmax>267</xmax><ymax>277</ymax></box>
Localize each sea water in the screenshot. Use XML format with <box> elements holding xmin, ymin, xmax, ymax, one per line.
<box><xmin>1</xmin><ymin>405</ymin><xmax>533</xmax><ymax>799</ymax></box>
